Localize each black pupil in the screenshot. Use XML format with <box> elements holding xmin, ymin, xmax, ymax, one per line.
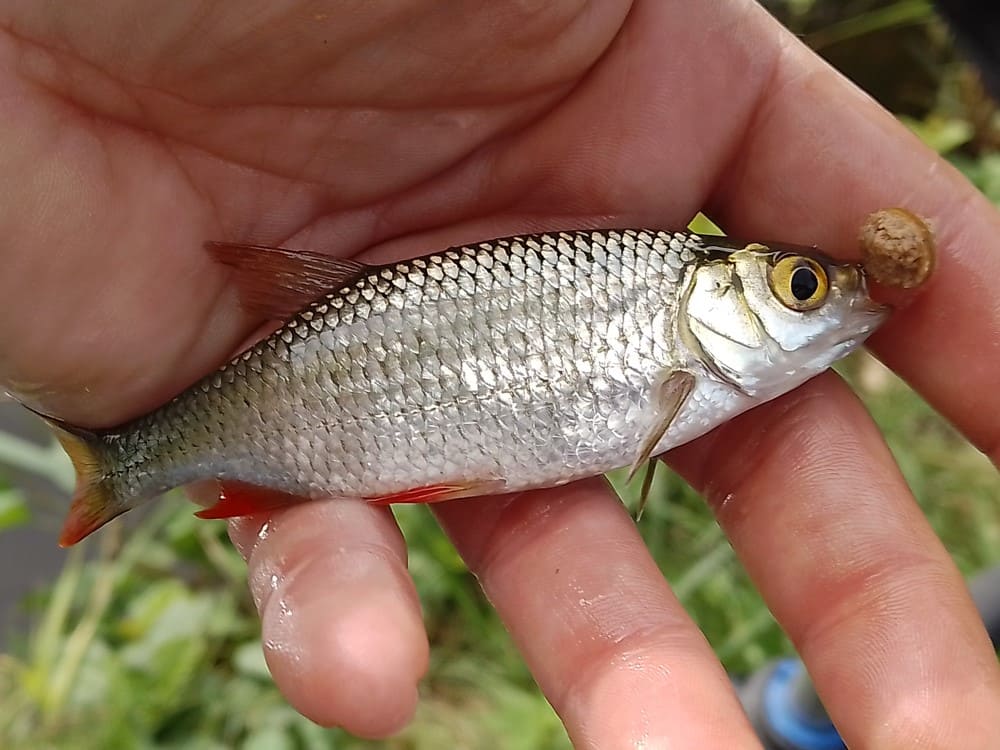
<box><xmin>790</xmin><ymin>267</ymin><xmax>819</xmax><ymax>301</ymax></box>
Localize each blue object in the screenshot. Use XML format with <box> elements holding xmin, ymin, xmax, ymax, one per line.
<box><xmin>763</xmin><ymin>659</ymin><xmax>845</xmax><ymax>750</ymax></box>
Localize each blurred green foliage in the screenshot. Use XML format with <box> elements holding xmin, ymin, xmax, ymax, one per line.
<box><xmin>0</xmin><ymin>1</ymin><xmax>998</xmax><ymax>748</ymax></box>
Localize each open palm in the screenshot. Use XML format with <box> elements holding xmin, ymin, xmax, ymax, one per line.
<box><xmin>3</xmin><ymin>1</ymin><xmax>999</xmax><ymax>746</ymax></box>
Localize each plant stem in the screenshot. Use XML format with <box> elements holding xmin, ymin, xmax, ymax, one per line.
<box><xmin>23</xmin><ymin>543</ymin><xmax>81</xmax><ymax>730</ymax></box>
<box><xmin>717</xmin><ymin>608</ymin><xmax>781</xmax><ymax>663</ymax></box>
<box><xmin>43</xmin><ymin>528</ymin><xmax>120</xmax><ymax>727</ymax></box>
<box><xmin>806</xmin><ymin>0</ymin><xmax>934</xmax><ymax>50</ymax></box>
<box><xmin>672</xmin><ymin>541</ymin><xmax>734</xmax><ymax>602</ymax></box>
<box><xmin>198</xmin><ymin>523</ymin><xmax>247</xmax><ymax>584</ymax></box>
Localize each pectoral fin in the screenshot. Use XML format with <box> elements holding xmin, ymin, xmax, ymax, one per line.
<box><xmin>627</xmin><ymin>370</ymin><xmax>695</xmax><ymax>519</ymax></box>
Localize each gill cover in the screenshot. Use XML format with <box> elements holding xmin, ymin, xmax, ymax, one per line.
<box><xmin>679</xmin><ymin>243</ymin><xmax>887</xmax><ymax>397</ymax></box>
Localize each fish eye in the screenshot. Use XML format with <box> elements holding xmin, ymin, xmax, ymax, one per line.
<box><xmin>769</xmin><ymin>256</ymin><xmax>829</xmax><ymax>311</ymax></box>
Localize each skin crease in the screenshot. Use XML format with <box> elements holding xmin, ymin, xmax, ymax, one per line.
<box><xmin>1</xmin><ymin>0</ymin><xmax>999</xmax><ymax>745</ymax></box>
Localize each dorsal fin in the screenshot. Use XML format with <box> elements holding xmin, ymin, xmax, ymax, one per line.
<box><xmin>205</xmin><ymin>241</ymin><xmax>372</xmax><ymax>320</ymax></box>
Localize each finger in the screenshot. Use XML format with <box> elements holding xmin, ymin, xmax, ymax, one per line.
<box><xmin>669</xmin><ymin>373</ymin><xmax>1000</xmax><ymax>748</ymax></box>
<box><xmin>227</xmin><ymin>497</ymin><xmax>428</xmax><ymax>738</ymax></box>
<box><xmin>434</xmin><ymin>481</ymin><xmax>763</xmax><ymax>749</ymax></box>
<box><xmin>698</xmin><ymin>12</ymin><xmax>1000</xmax><ymax>461</ymax></box>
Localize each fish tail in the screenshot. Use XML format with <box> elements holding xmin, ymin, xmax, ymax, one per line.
<box><xmin>40</xmin><ymin>416</ymin><xmax>122</xmax><ymax>547</ymax></box>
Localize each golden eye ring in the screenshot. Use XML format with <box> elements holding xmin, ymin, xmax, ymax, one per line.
<box><xmin>769</xmin><ymin>256</ymin><xmax>829</xmax><ymax>311</ymax></box>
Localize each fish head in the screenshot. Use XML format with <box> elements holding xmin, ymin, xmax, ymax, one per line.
<box><xmin>679</xmin><ymin>242</ymin><xmax>890</xmax><ymax>397</ymax></box>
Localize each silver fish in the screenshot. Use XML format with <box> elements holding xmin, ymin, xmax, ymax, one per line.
<box><xmin>43</xmin><ymin>229</ymin><xmax>888</xmax><ymax>545</ymax></box>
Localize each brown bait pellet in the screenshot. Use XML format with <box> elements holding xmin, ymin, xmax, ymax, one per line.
<box><xmin>859</xmin><ymin>208</ymin><xmax>936</xmax><ymax>289</ymax></box>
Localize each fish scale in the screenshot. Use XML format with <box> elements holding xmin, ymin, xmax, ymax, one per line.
<box><xmin>42</xmin><ymin>229</ymin><xmax>888</xmax><ymax>544</ymax></box>
<box><xmin>187</xmin><ymin>230</ymin><xmax>674</xmax><ymax>499</ymax></box>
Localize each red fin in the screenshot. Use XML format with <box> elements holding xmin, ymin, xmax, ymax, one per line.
<box><xmin>206</xmin><ymin>241</ymin><xmax>371</xmax><ymax>319</ymax></box>
<box><xmin>13</xmin><ymin>398</ymin><xmax>128</xmax><ymax>546</ymax></box>
<box><xmin>365</xmin><ymin>480</ymin><xmax>506</xmax><ymax>506</ymax></box>
<box><xmin>39</xmin><ymin>417</ymin><xmax>121</xmax><ymax>547</ymax></box>
<box><xmin>194</xmin><ymin>481</ymin><xmax>304</xmax><ymax>519</ymax></box>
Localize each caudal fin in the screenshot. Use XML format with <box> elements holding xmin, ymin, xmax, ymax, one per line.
<box><xmin>43</xmin><ymin>418</ymin><xmax>122</xmax><ymax>547</ymax></box>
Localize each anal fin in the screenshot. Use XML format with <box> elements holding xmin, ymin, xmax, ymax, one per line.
<box><xmin>195</xmin><ymin>478</ymin><xmax>509</xmax><ymax>518</ymax></box>
<box><xmin>194</xmin><ymin>481</ymin><xmax>306</xmax><ymax>519</ymax></box>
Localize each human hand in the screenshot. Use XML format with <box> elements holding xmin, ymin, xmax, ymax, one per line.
<box><xmin>1</xmin><ymin>1</ymin><xmax>998</xmax><ymax>746</ymax></box>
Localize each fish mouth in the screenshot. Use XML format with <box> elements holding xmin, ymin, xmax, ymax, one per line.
<box><xmin>846</xmin><ymin>264</ymin><xmax>893</xmax><ymax>324</ymax></box>
<box><xmin>856</xmin><ymin>296</ymin><xmax>892</xmax><ymax>324</ymax></box>
<box><xmin>832</xmin><ymin>273</ymin><xmax>891</xmax><ymax>349</ymax></box>
<box><xmin>835</xmin><ymin>265</ymin><xmax>892</xmax><ymax>334</ymax></box>
<box><xmin>832</xmin><ymin>301</ymin><xmax>891</xmax><ymax>350</ymax></box>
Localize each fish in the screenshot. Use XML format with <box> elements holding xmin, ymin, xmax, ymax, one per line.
<box><xmin>37</xmin><ymin>229</ymin><xmax>889</xmax><ymax>546</ymax></box>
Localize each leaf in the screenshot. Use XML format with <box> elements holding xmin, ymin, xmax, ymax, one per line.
<box><xmin>64</xmin><ymin>637</ymin><xmax>115</xmax><ymax>712</ymax></box>
<box><xmin>900</xmin><ymin>114</ymin><xmax>974</xmax><ymax>154</ymax></box>
<box><xmin>243</xmin><ymin>727</ymin><xmax>295</xmax><ymax>750</ymax></box>
<box><xmin>687</xmin><ymin>212</ymin><xmax>725</xmax><ymax>235</ymax></box>
<box><xmin>233</xmin><ymin>641</ymin><xmax>271</xmax><ymax>681</ymax></box>
<box><xmin>294</xmin><ymin>720</ymin><xmax>348</xmax><ymax>750</ymax></box>
<box><xmin>0</xmin><ymin>489</ymin><xmax>29</xmax><ymax>531</ymax></box>
<box><xmin>158</xmin><ymin>738</ymin><xmax>231</xmax><ymax>750</ymax></box>
<box><xmin>974</xmin><ymin>153</ymin><xmax>1000</xmax><ymax>205</ymax></box>
<box><xmin>0</xmin><ymin>432</ymin><xmax>75</xmax><ymax>491</ymax></box>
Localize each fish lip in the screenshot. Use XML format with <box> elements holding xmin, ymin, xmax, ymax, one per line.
<box><xmin>833</xmin><ymin>299</ymin><xmax>891</xmax><ymax>349</ymax></box>
<box><xmin>861</xmin><ymin>300</ymin><xmax>893</xmax><ymax>323</ymax></box>
<box><xmin>856</xmin><ymin>300</ymin><xmax>892</xmax><ymax>324</ymax></box>
<box><xmin>853</xmin><ymin>265</ymin><xmax>893</xmax><ymax>319</ymax></box>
